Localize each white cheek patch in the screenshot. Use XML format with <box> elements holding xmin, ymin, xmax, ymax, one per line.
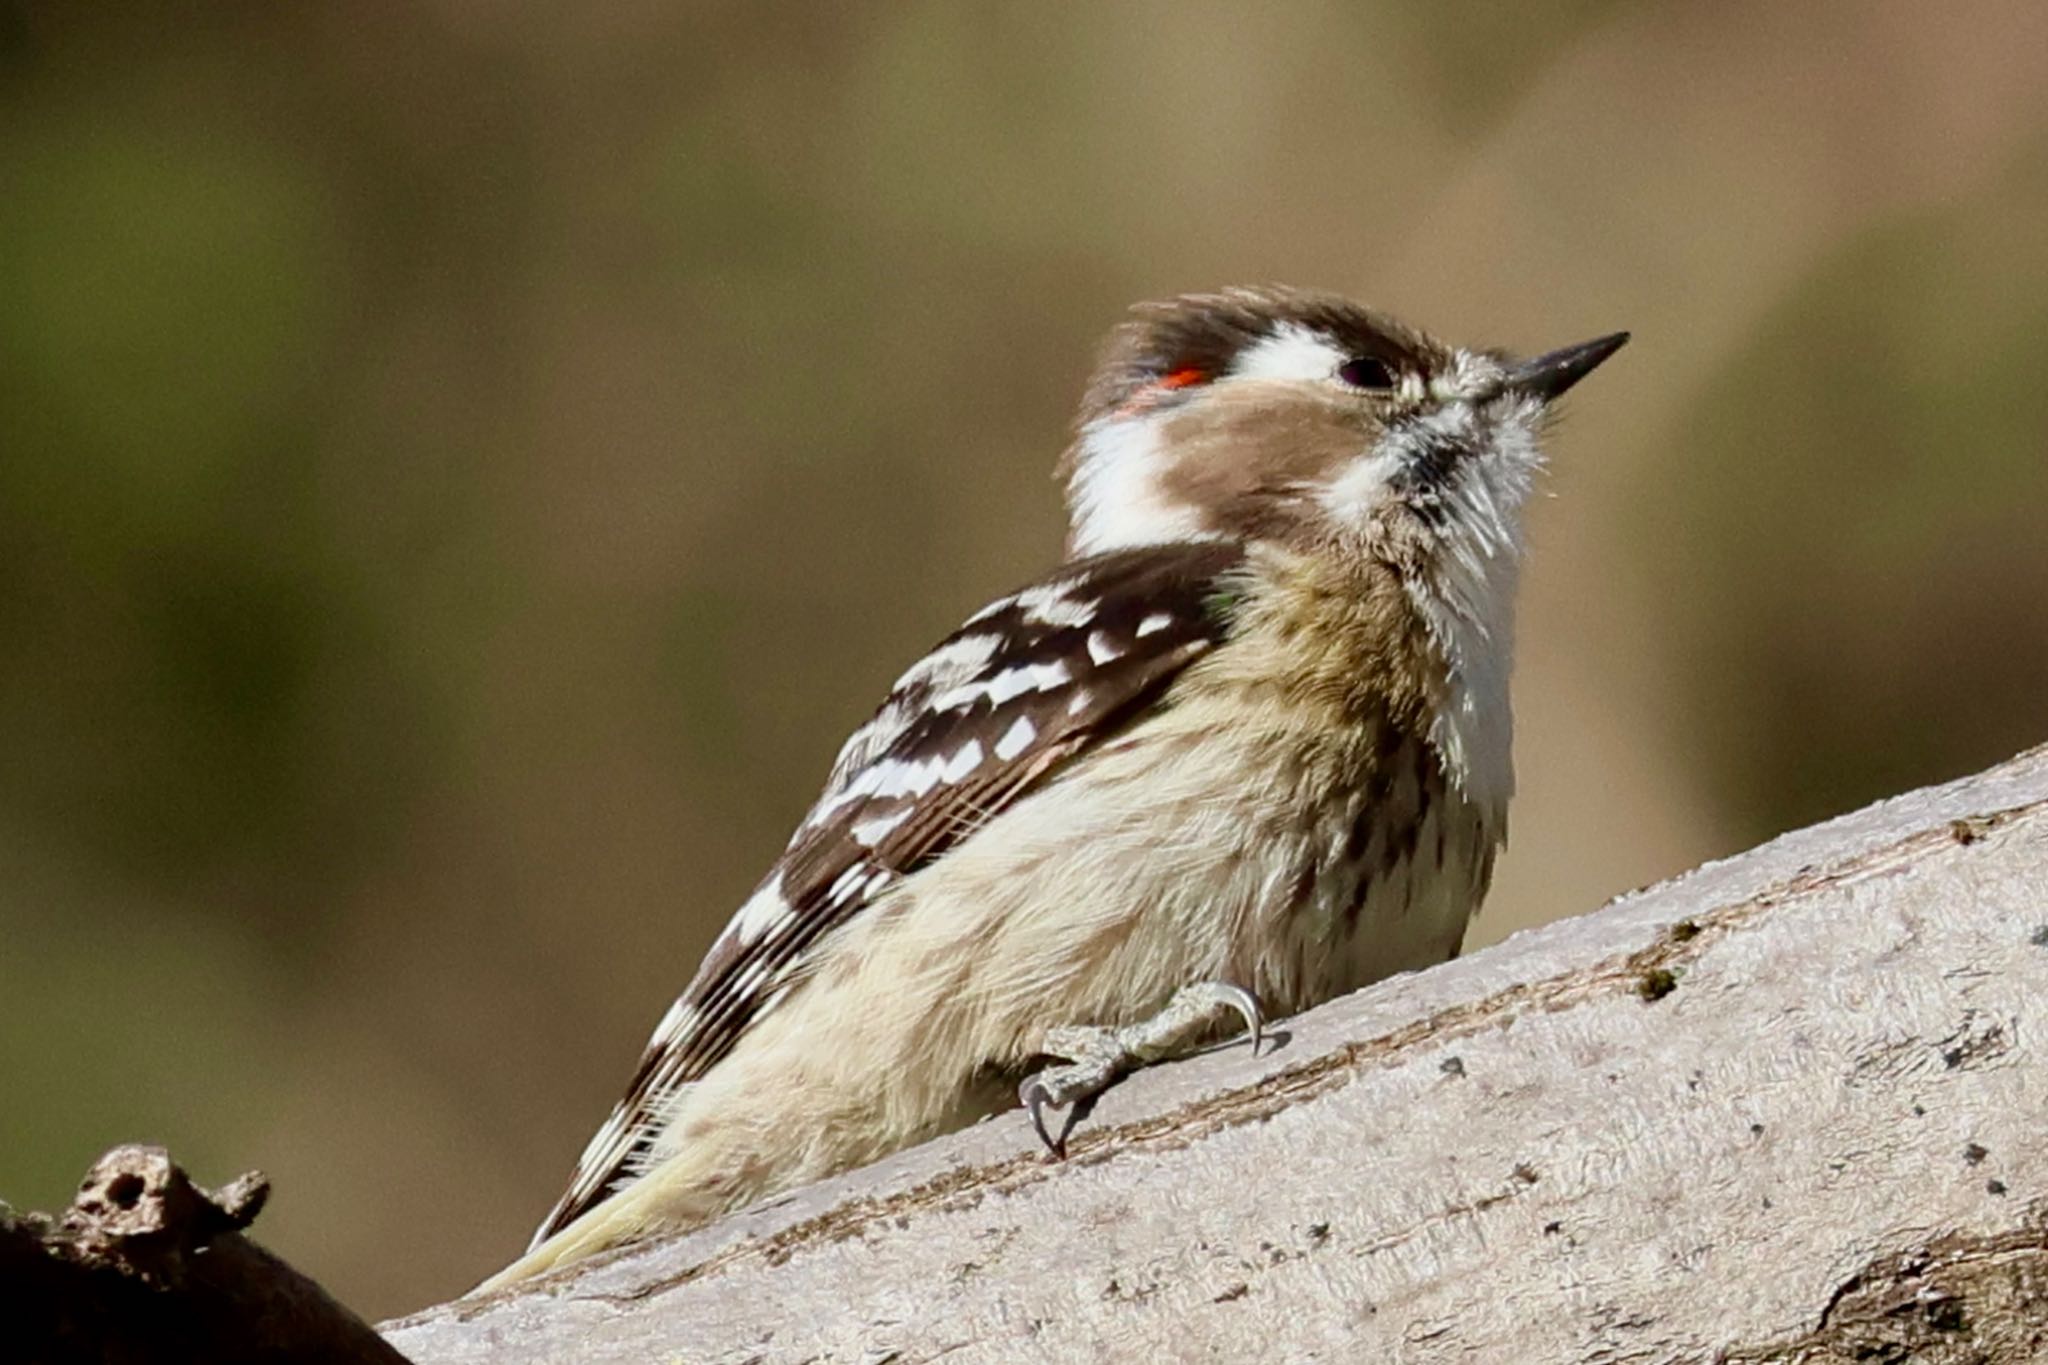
<box><xmin>1064</xmin><ymin>323</ymin><xmax>1388</xmax><ymax>554</ymax></box>
<box><xmin>1228</xmin><ymin>323</ymin><xmax>1347</xmax><ymax>383</ymax></box>
<box><xmin>1067</xmin><ymin>415</ymin><xmax>1220</xmax><ymax>555</ymax></box>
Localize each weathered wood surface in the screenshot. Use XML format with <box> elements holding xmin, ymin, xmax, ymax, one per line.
<box><xmin>388</xmin><ymin>745</ymin><xmax>2048</xmax><ymax>1364</ymax></box>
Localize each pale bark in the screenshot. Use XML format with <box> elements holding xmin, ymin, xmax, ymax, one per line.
<box><xmin>387</xmin><ymin>744</ymin><xmax>2048</xmax><ymax>1363</ymax></box>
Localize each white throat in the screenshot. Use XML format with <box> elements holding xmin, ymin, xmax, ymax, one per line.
<box><xmin>1394</xmin><ymin>397</ymin><xmax>1544</xmax><ymax>815</ymax></box>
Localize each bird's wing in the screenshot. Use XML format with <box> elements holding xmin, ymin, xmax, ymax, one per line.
<box><xmin>531</xmin><ymin>539</ymin><xmax>1246</xmax><ymax>1245</ymax></box>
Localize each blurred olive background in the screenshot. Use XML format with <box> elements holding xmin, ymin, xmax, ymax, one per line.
<box><xmin>4</xmin><ymin>0</ymin><xmax>2046</xmax><ymax>1318</ymax></box>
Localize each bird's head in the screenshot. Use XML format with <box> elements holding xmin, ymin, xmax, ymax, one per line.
<box><xmin>1061</xmin><ymin>286</ymin><xmax>1626</xmax><ymax>575</ymax></box>
<box><xmin>1061</xmin><ymin>286</ymin><xmax>1626</xmax><ymax>801</ymax></box>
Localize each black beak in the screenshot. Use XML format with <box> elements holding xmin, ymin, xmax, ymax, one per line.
<box><xmin>1505</xmin><ymin>331</ymin><xmax>1630</xmax><ymax>402</ymax></box>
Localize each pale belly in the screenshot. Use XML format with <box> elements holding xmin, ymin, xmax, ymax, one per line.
<box><xmin>1193</xmin><ymin>727</ymin><xmax>1498</xmax><ymax>1021</ymax></box>
<box><xmin>855</xmin><ymin>705</ymin><xmax>1506</xmax><ymax>1052</ymax></box>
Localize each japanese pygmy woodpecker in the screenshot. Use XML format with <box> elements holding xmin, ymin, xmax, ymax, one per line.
<box><xmin>479</xmin><ymin>285</ymin><xmax>1627</xmax><ymax>1289</ymax></box>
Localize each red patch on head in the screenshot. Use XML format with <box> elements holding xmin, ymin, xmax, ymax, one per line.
<box><xmin>1160</xmin><ymin>367</ymin><xmax>1207</xmax><ymax>390</ymax></box>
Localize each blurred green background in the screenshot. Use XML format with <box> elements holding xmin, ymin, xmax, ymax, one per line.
<box><xmin>3</xmin><ymin>1</ymin><xmax>2045</xmax><ymax>1318</ymax></box>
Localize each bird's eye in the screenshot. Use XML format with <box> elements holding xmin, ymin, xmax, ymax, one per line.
<box><xmin>1337</xmin><ymin>357</ymin><xmax>1396</xmax><ymax>391</ymax></box>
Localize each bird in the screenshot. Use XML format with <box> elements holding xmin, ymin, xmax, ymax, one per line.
<box><xmin>477</xmin><ymin>285</ymin><xmax>1626</xmax><ymax>1291</ymax></box>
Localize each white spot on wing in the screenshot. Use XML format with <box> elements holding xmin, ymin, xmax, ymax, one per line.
<box><xmin>891</xmin><ymin>632</ymin><xmax>1001</xmax><ymax>692</ymax></box>
<box><xmin>650</xmin><ymin>995</ymin><xmax>697</xmax><ymax>1047</ymax></box>
<box><xmin>1068</xmin><ymin>689</ymin><xmax>1093</xmax><ymax>716</ymax></box>
<box><xmin>934</xmin><ymin>660</ymin><xmax>1074</xmax><ymax>711</ymax></box>
<box><xmin>1134</xmin><ymin>612</ymin><xmax>1173</xmax><ymax>638</ymax></box>
<box><xmin>1030</xmin><ymin>660</ymin><xmax>1073</xmax><ymax>691</ymax></box>
<box><xmin>732</xmin><ymin>874</ymin><xmax>792</xmax><ymax>944</ymax></box>
<box><xmin>732</xmin><ymin>955</ymin><xmax>770</xmax><ymax>1000</ymax></box>
<box><xmin>931</xmin><ymin>683</ymin><xmax>975</xmax><ymax>710</ymax></box>
<box><xmin>819</xmin><ymin>714</ymin><xmax>892</xmax><ymax>797</ymax></box>
<box><xmin>828</xmin><ymin>864</ymin><xmax>868</xmax><ymax>904</ymax></box>
<box><xmin>818</xmin><ymin>633</ymin><xmax>1008</xmax><ymax>801</ymax></box>
<box><xmin>889</xmin><ymin>755</ymin><xmax>950</xmax><ymax>797</ymax></box>
<box><xmin>1086</xmin><ymin>630</ymin><xmax>1121</xmax><ymax>665</ymax></box>
<box><xmin>851</xmin><ymin>807</ymin><xmax>912</xmax><ymax>847</ymax></box>
<box><xmin>1016</xmin><ymin>583</ymin><xmax>1095</xmax><ymax>628</ymax></box>
<box><xmin>940</xmin><ymin>739</ymin><xmax>985</xmax><ymax>783</ymax></box>
<box><xmin>964</xmin><ymin>594</ymin><xmax>1018</xmax><ymax>626</ymax></box>
<box><xmin>994</xmin><ymin>715</ymin><xmax>1037</xmax><ymax>760</ymax></box>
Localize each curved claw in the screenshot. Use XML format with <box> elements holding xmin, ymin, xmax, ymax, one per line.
<box><xmin>1018</xmin><ymin>1076</ymin><xmax>1067</xmax><ymax>1158</ymax></box>
<box><xmin>1214</xmin><ymin>982</ymin><xmax>1264</xmax><ymax>1059</ymax></box>
<box><xmin>1016</xmin><ymin>981</ymin><xmax>1264</xmax><ymax>1162</ymax></box>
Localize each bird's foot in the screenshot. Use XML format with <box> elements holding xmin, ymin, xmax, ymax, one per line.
<box><xmin>1018</xmin><ymin>981</ymin><xmax>1263</xmax><ymax>1157</ymax></box>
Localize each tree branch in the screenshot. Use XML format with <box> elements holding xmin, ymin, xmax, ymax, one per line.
<box><xmin>14</xmin><ymin>747</ymin><xmax>2047</xmax><ymax>1362</ymax></box>
<box><xmin>388</xmin><ymin>744</ymin><xmax>2048</xmax><ymax>1363</ymax></box>
<box><xmin>1</xmin><ymin>1145</ymin><xmax>407</xmax><ymax>1365</ymax></box>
